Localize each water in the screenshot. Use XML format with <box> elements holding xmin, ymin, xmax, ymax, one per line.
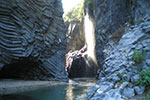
<box><xmin>0</xmin><ymin>78</ymin><xmax>96</xmax><ymax>100</ymax></box>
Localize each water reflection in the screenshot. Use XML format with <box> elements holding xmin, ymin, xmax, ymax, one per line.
<box><xmin>66</xmin><ymin>81</ymin><xmax>73</xmax><ymax>100</ymax></box>
<box><xmin>66</xmin><ymin>78</ymin><xmax>96</xmax><ymax>100</ymax></box>
<box><xmin>0</xmin><ymin>78</ymin><xmax>96</xmax><ymax>100</ymax></box>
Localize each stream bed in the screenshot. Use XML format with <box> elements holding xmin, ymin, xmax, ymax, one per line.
<box><xmin>0</xmin><ymin>78</ymin><xmax>97</xmax><ymax>100</ymax></box>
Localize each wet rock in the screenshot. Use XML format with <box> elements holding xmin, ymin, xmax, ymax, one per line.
<box><xmin>125</xmin><ymin>72</ymin><xmax>132</xmax><ymax>82</ymax></box>
<box><xmin>134</xmin><ymin>86</ymin><xmax>145</xmax><ymax>95</ymax></box>
<box><xmin>119</xmin><ymin>30</ymin><xmax>145</xmax><ymax>47</ymax></box>
<box><xmin>87</xmin><ymin>19</ymin><xmax>150</xmax><ymax>99</ymax></box>
<box><xmin>120</xmin><ymin>82</ymin><xmax>129</xmax><ymax>89</ymax></box>
<box><xmin>86</xmin><ymin>85</ymin><xmax>99</xmax><ymax>100</ymax></box>
<box><xmin>110</xmin><ymin>75</ymin><xmax>120</xmax><ymax>83</ymax></box>
<box><xmin>142</xmin><ymin>25</ymin><xmax>150</xmax><ymax>33</ymax></box>
<box><xmin>106</xmin><ymin>89</ymin><xmax>124</xmax><ymax>100</ymax></box>
<box><xmin>96</xmin><ymin>85</ymin><xmax>111</xmax><ymax>94</ymax></box>
<box><xmin>91</xmin><ymin>93</ymin><xmax>106</xmax><ymax>100</ymax></box>
<box><xmin>145</xmin><ymin>59</ymin><xmax>150</xmax><ymax>66</ymax></box>
<box><xmin>131</xmin><ymin>74</ymin><xmax>140</xmax><ymax>84</ymax></box>
<box><xmin>122</xmin><ymin>88</ymin><xmax>135</xmax><ymax>98</ymax></box>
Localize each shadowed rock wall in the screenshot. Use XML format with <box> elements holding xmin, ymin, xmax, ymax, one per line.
<box><xmin>95</xmin><ymin>0</ymin><xmax>150</xmax><ymax>67</ymax></box>
<box><xmin>86</xmin><ymin>0</ymin><xmax>150</xmax><ymax>99</ymax></box>
<box><xmin>0</xmin><ymin>0</ymin><xmax>67</xmax><ymax>81</ymax></box>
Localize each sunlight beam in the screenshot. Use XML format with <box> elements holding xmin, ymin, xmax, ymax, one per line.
<box><xmin>84</xmin><ymin>11</ymin><xmax>97</xmax><ymax>65</ymax></box>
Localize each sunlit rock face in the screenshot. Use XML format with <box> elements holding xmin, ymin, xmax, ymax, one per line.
<box><xmin>84</xmin><ymin>9</ymin><xmax>97</xmax><ymax>67</ymax></box>
<box><xmin>66</xmin><ymin>47</ymin><xmax>97</xmax><ymax>78</ymax></box>
<box><xmin>66</xmin><ymin>21</ymin><xmax>85</xmax><ymax>53</ymax></box>
<box><xmin>65</xmin><ymin>8</ymin><xmax>98</xmax><ymax>78</ymax></box>
<box><xmin>0</xmin><ymin>0</ymin><xmax>68</xmax><ymax>81</ymax></box>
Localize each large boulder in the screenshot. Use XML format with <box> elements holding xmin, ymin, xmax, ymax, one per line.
<box><xmin>66</xmin><ymin>45</ymin><xmax>98</xmax><ymax>78</ymax></box>
<box><xmin>0</xmin><ymin>0</ymin><xmax>68</xmax><ymax>81</ymax></box>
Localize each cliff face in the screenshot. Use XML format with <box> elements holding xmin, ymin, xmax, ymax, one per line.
<box><xmin>95</xmin><ymin>0</ymin><xmax>150</xmax><ymax>66</ymax></box>
<box><xmin>65</xmin><ymin>5</ymin><xmax>98</xmax><ymax>78</ymax></box>
<box><xmin>66</xmin><ymin>21</ymin><xmax>85</xmax><ymax>52</ymax></box>
<box><xmin>86</xmin><ymin>0</ymin><xmax>150</xmax><ymax>100</ymax></box>
<box><xmin>0</xmin><ymin>0</ymin><xmax>67</xmax><ymax>81</ymax></box>
<box><xmin>87</xmin><ymin>18</ymin><xmax>150</xmax><ymax>100</ymax></box>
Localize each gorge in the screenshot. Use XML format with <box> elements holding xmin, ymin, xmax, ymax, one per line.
<box><xmin>0</xmin><ymin>0</ymin><xmax>150</xmax><ymax>100</ymax></box>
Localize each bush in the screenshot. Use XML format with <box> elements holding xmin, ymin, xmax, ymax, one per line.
<box><xmin>83</xmin><ymin>0</ymin><xmax>95</xmax><ymax>12</ymax></box>
<box><xmin>64</xmin><ymin>3</ymin><xmax>84</xmax><ymax>22</ymax></box>
<box><xmin>138</xmin><ymin>70</ymin><xmax>150</xmax><ymax>87</ymax></box>
<box><xmin>84</xmin><ymin>0</ymin><xmax>94</xmax><ymax>7</ymax></box>
<box><xmin>120</xmin><ymin>80</ymin><xmax>127</xmax><ymax>84</ymax></box>
<box><xmin>117</xmin><ymin>72</ymin><xmax>123</xmax><ymax>79</ymax></box>
<box><xmin>64</xmin><ymin>0</ymin><xmax>95</xmax><ymax>22</ymax></box>
<box><xmin>132</xmin><ymin>50</ymin><xmax>146</xmax><ymax>64</ymax></box>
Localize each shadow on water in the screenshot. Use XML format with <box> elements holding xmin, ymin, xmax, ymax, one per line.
<box><xmin>0</xmin><ymin>78</ymin><xmax>97</xmax><ymax>100</ymax></box>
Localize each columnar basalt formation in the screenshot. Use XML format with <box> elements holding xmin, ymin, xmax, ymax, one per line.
<box><xmin>95</xmin><ymin>0</ymin><xmax>150</xmax><ymax>66</ymax></box>
<box><xmin>0</xmin><ymin>0</ymin><xmax>67</xmax><ymax>81</ymax></box>
<box><xmin>86</xmin><ymin>0</ymin><xmax>150</xmax><ymax>99</ymax></box>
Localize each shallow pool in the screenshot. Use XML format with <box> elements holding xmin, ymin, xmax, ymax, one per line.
<box><xmin>0</xmin><ymin>78</ymin><xmax>97</xmax><ymax>100</ymax></box>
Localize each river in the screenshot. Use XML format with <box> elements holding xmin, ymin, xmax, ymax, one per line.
<box><xmin>0</xmin><ymin>78</ymin><xmax>97</xmax><ymax>100</ymax></box>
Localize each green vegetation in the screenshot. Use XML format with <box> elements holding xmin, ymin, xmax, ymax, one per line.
<box><xmin>137</xmin><ymin>66</ymin><xmax>142</xmax><ymax>71</ymax></box>
<box><xmin>109</xmin><ymin>78</ymin><xmax>113</xmax><ymax>82</ymax></box>
<box><xmin>126</xmin><ymin>53</ymin><xmax>129</xmax><ymax>60</ymax></box>
<box><xmin>117</xmin><ymin>73</ymin><xmax>127</xmax><ymax>85</ymax></box>
<box><xmin>120</xmin><ymin>80</ymin><xmax>127</xmax><ymax>84</ymax></box>
<box><xmin>138</xmin><ymin>70</ymin><xmax>150</xmax><ymax>88</ymax></box>
<box><xmin>117</xmin><ymin>72</ymin><xmax>123</xmax><ymax>79</ymax></box>
<box><xmin>83</xmin><ymin>0</ymin><xmax>95</xmax><ymax>10</ymax></box>
<box><xmin>64</xmin><ymin>0</ymin><xmax>95</xmax><ymax>22</ymax></box>
<box><xmin>132</xmin><ymin>49</ymin><xmax>146</xmax><ymax>64</ymax></box>
<box><xmin>123</xmin><ymin>97</ymin><xmax>129</xmax><ymax>100</ymax></box>
<box><xmin>103</xmin><ymin>67</ymin><xmax>106</xmax><ymax>71</ymax></box>
<box><xmin>64</xmin><ymin>2</ymin><xmax>84</xmax><ymax>22</ymax></box>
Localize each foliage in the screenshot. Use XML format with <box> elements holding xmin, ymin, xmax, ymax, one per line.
<box><xmin>120</xmin><ymin>80</ymin><xmax>127</xmax><ymax>84</ymax></box>
<box><xmin>117</xmin><ymin>72</ymin><xmax>123</xmax><ymax>79</ymax></box>
<box><xmin>123</xmin><ymin>97</ymin><xmax>130</xmax><ymax>100</ymax></box>
<box><xmin>138</xmin><ymin>70</ymin><xmax>150</xmax><ymax>88</ymax></box>
<box><xmin>64</xmin><ymin>0</ymin><xmax>95</xmax><ymax>22</ymax></box>
<box><xmin>103</xmin><ymin>67</ymin><xmax>106</xmax><ymax>71</ymax></box>
<box><xmin>83</xmin><ymin>0</ymin><xmax>95</xmax><ymax>10</ymax></box>
<box><xmin>64</xmin><ymin>3</ymin><xmax>84</xmax><ymax>22</ymax></box>
<box><xmin>132</xmin><ymin>49</ymin><xmax>146</xmax><ymax>64</ymax></box>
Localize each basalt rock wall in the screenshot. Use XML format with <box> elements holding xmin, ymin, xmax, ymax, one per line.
<box><xmin>0</xmin><ymin>0</ymin><xmax>68</xmax><ymax>81</ymax></box>
<box><xmin>95</xmin><ymin>0</ymin><xmax>150</xmax><ymax>66</ymax></box>
<box><xmin>86</xmin><ymin>0</ymin><xmax>150</xmax><ymax>99</ymax></box>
